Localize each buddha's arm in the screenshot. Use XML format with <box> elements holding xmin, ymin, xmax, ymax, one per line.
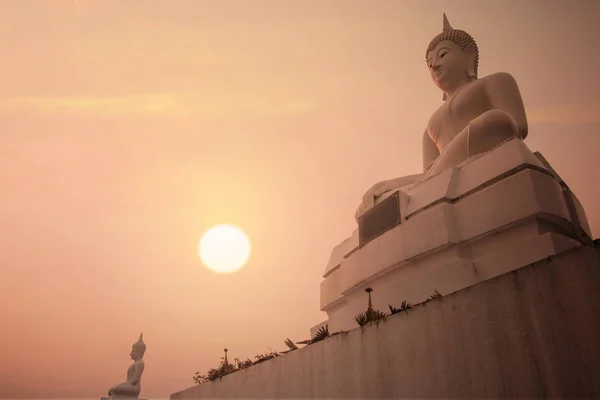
<box><xmin>486</xmin><ymin>72</ymin><xmax>528</xmax><ymax>139</ymax></box>
<box><xmin>127</xmin><ymin>360</ymin><xmax>144</xmax><ymax>385</ymax></box>
<box><xmin>422</xmin><ymin>128</ymin><xmax>440</xmax><ymax>173</ymax></box>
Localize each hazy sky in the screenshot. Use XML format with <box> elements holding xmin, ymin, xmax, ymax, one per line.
<box><xmin>1</xmin><ymin>0</ymin><xmax>599</xmax><ymax>397</ymax></box>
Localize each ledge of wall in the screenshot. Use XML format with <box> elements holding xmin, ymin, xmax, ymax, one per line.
<box><xmin>172</xmin><ymin>240</ymin><xmax>600</xmax><ymax>399</ymax></box>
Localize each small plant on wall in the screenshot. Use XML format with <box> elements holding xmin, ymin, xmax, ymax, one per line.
<box><xmin>192</xmin><ymin>326</ymin><xmax>343</xmax><ymax>384</ymax></box>
<box><xmin>428</xmin><ymin>290</ymin><xmax>443</xmax><ymax>301</ymax></box>
<box><xmin>312</xmin><ymin>325</ymin><xmax>329</xmax><ymax>342</ymax></box>
<box><xmin>389</xmin><ymin>300</ymin><xmax>413</xmax><ymax>315</ymax></box>
<box><xmin>354</xmin><ymin>287</ymin><xmax>388</xmax><ymax>326</ymax></box>
<box><xmin>193</xmin><ymin>348</ymin><xmax>236</xmax><ymax>384</ymax></box>
<box><xmin>234</xmin><ymin>357</ymin><xmax>253</xmax><ymax>369</ymax></box>
<box><xmin>354</xmin><ymin>309</ymin><xmax>388</xmax><ymax>326</ymax></box>
<box><xmin>280</xmin><ymin>338</ymin><xmax>299</xmax><ymax>354</ymax></box>
<box><xmin>297</xmin><ymin>324</ymin><xmax>330</xmax><ymax>345</ymax></box>
<box><xmin>253</xmin><ymin>350</ymin><xmax>280</xmax><ymax>364</ymax></box>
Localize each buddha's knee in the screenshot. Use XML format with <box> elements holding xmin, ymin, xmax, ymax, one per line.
<box><xmin>469</xmin><ymin>110</ymin><xmax>518</xmax><ymax>154</ymax></box>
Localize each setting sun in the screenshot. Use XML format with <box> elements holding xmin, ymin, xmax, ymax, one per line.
<box><xmin>199</xmin><ymin>224</ymin><xmax>251</xmax><ymax>273</ymax></box>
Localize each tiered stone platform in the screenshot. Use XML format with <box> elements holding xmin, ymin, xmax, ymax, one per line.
<box><xmin>314</xmin><ymin>137</ymin><xmax>592</xmax><ymax>335</ymax></box>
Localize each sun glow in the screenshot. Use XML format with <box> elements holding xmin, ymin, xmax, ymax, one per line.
<box><xmin>199</xmin><ymin>224</ymin><xmax>251</xmax><ymax>273</ymax></box>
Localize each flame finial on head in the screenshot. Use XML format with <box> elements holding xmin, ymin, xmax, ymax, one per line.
<box><xmin>132</xmin><ymin>332</ymin><xmax>146</xmax><ymax>357</ymax></box>
<box><xmin>443</xmin><ymin>13</ymin><xmax>452</xmax><ymax>31</ymax></box>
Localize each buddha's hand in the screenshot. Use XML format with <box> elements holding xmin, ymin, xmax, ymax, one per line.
<box><xmin>355</xmin><ymin>181</ymin><xmax>390</xmax><ymax>221</ymax></box>
<box><xmin>363</xmin><ymin>181</ymin><xmax>390</xmax><ymax>209</ymax></box>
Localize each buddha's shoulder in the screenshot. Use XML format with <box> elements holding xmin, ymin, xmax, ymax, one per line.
<box><xmin>479</xmin><ymin>72</ymin><xmax>518</xmax><ymax>87</ymax></box>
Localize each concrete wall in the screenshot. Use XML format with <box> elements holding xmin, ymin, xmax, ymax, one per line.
<box><xmin>172</xmin><ymin>241</ymin><xmax>600</xmax><ymax>399</ymax></box>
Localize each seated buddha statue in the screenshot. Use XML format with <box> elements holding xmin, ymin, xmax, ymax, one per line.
<box><xmin>355</xmin><ymin>14</ymin><xmax>528</xmax><ymax>221</ymax></box>
<box><xmin>107</xmin><ymin>333</ymin><xmax>146</xmax><ymax>398</ymax></box>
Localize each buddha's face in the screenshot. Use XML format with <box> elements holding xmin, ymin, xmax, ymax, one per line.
<box><xmin>130</xmin><ymin>347</ymin><xmax>140</xmax><ymax>360</ymax></box>
<box><xmin>427</xmin><ymin>40</ymin><xmax>472</xmax><ymax>92</ymax></box>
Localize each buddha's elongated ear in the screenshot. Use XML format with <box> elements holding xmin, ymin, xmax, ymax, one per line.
<box><xmin>466</xmin><ymin>48</ymin><xmax>477</xmax><ymax>79</ymax></box>
<box><xmin>443</xmin><ymin>93</ymin><xmax>447</xmax><ymax>101</ymax></box>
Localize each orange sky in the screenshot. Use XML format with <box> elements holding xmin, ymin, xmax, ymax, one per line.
<box><xmin>1</xmin><ymin>0</ymin><xmax>599</xmax><ymax>397</ymax></box>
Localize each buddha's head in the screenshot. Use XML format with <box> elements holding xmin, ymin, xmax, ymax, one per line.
<box><xmin>129</xmin><ymin>332</ymin><xmax>146</xmax><ymax>360</ymax></box>
<box><xmin>426</xmin><ymin>14</ymin><xmax>479</xmax><ymax>100</ymax></box>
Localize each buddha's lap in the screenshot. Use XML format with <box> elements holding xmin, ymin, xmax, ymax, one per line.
<box><xmin>111</xmin><ymin>384</ymin><xmax>140</xmax><ymax>393</ymax></box>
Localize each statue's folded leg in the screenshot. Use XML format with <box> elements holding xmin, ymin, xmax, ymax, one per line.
<box><xmin>109</xmin><ymin>383</ymin><xmax>140</xmax><ymax>397</ymax></box>
<box><xmin>428</xmin><ymin>109</ymin><xmax>519</xmax><ymax>176</ymax></box>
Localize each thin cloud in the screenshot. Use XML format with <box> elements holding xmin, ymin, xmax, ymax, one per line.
<box><xmin>527</xmin><ymin>103</ymin><xmax>600</xmax><ymax>124</ymax></box>
<box><xmin>0</xmin><ymin>93</ymin><xmax>318</xmax><ymax>119</ymax></box>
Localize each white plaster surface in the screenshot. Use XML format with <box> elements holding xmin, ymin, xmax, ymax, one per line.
<box><xmin>171</xmin><ymin>242</ymin><xmax>600</xmax><ymax>399</ymax></box>
<box><xmin>318</xmin><ymin>138</ymin><xmax>592</xmax><ymax>333</ymax></box>
<box><xmin>322</xmin><ymin>229</ymin><xmax>358</xmax><ymax>278</ymax></box>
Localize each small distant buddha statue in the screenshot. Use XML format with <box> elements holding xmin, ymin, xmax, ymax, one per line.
<box><xmin>106</xmin><ymin>333</ymin><xmax>146</xmax><ymax>399</ymax></box>
<box><xmin>355</xmin><ymin>14</ymin><xmax>528</xmax><ymax>221</ymax></box>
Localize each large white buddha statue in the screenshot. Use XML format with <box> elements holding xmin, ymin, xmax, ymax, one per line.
<box><xmin>355</xmin><ymin>14</ymin><xmax>528</xmax><ymax>221</ymax></box>
<box><xmin>105</xmin><ymin>333</ymin><xmax>146</xmax><ymax>399</ymax></box>
<box><xmin>313</xmin><ymin>12</ymin><xmax>591</xmax><ymax>337</ymax></box>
